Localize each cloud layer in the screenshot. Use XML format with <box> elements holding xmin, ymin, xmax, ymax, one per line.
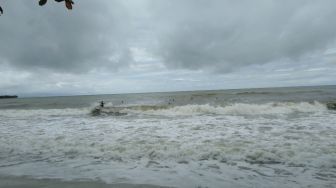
<box><xmin>148</xmin><ymin>0</ymin><xmax>336</xmax><ymax>72</ymax></box>
<box><xmin>1</xmin><ymin>0</ymin><xmax>336</xmax><ymax>96</ymax></box>
<box><xmin>1</xmin><ymin>0</ymin><xmax>336</xmax><ymax>72</ymax></box>
<box><xmin>0</xmin><ymin>1</ymin><xmax>134</xmax><ymax>72</ymax></box>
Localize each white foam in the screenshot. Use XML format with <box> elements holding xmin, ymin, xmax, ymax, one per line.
<box><xmin>0</xmin><ymin>101</ymin><xmax>335</xmax><ymax>187</ymax></box>
<box><xmin>0</xmin><ymin>108</ymin><xmax>89</xmax><ymax>118</ymax></box>
<box><xmin>126</xmin><ymin>102</ymin><xmax>327</xmax><ymax>116</ymax></box>
<box><xmin>0</xmin><ymin>102</ymin><xmax>327</xmax><ymax>118</ymax></box>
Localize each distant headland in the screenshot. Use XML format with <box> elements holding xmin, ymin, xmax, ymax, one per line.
<box><xmin>0</xmin><ymin>95</ymin><xmax>18</xmax><ymax>99</ymax></box>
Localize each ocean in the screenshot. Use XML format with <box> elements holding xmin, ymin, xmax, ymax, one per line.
<box><xmin>0</xmin><ymin>85</ymin><xmax>336</xmax><ymax>188</ymax></box>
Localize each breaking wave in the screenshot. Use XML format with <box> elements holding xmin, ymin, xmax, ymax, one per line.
<box><xmin>95</xmin><ymin>101</ymin><xmax>328</xmax><ymax>116</ymax></box>
<box><xmin>234</xmin><ymin>90</ymin><xmax>323</xmax><ymax>95</ymax></box>
<box><xmin>0</xmin><ymin>102</ymin><xmax>330</xmax><ymax>118</ymax></box>
<box><xmin>0</xmin><ymin>108</ymin><xmax>89</xmax><ymax>118</ymax></box>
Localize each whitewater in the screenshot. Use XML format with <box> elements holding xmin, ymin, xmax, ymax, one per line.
<box><xmin>0</xmin><ymin>86</ymin><xmax>336</xmax><ymax>187</ymax></box>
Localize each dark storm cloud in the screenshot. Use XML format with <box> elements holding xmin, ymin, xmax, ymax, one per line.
<box><xmin>1</xmin><ymin>0</ymin><xmax>336</xmax><ymax>74</ymax></box>
<box><xmin>0</xmin><ymin>0</ymin><xmax>133</xmax><ymax>72</ymax></box>
<box><xmin>148</xmin><ymin>0</ymin><xmax>336</xmax><ymax>72</ymax></box>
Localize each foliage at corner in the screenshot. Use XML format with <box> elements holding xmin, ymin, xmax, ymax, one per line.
<box><xmin>0</xmin><ymin>0</ymin><xmax>75</xmax><ymax>16</ymax></box>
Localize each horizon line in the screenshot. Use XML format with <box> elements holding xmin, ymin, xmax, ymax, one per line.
<box><xmin>14</xmin><ymin>84</ymin><xmax>336</xmax><ymax>99</ymax></box>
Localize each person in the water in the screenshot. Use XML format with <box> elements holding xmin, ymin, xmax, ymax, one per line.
<box><xmin>100</xmin><ymin>101</ymin><xmax>105</xmax><ymax>108</ymax></box>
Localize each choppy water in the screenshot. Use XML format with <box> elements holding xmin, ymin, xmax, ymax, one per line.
<box><xmin>0</xmin><ymin>86</ymin><xmax>336</xmax><ymax>188</ymax></box>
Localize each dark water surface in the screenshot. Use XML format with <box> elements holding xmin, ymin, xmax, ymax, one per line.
<box><xmin>0</xmin><ymin>85</ymin><xmax>336</xmax><ymax>187</ymax></box>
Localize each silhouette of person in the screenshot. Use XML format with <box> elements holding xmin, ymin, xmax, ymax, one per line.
<box><xmin>100</xmin><ymin>101</ymin><xmax>105</xmax><ymax>108</ymax></box>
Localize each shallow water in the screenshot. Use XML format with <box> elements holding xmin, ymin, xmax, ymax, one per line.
<box><xmin>0</xmin><ymin>86</ymin><xmax>336</xmax><ymax>187</ymax></box>
<box><xmin>0</xmin><ymin>176</ymin><xmax>169</xmax><ymax>188</ymax></box>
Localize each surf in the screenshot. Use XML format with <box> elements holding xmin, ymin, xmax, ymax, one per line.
<box><xmin>88</xmin><ymin>101</ymin><xmax>331</xmax><ymax>117</ymax></box>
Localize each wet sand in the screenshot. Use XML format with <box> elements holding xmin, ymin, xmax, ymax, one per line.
<box><xmin>0</xmin><ymin>176</ymin><xmax>172</xmax><ymax>188</ymax></box>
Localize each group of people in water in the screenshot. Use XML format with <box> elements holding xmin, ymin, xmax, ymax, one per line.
<box><xmin>99</xmin><ymin>96</ymin><xmax>197</xmax><ymax>108</ymax></box>
<box><xmin>99</xmin><ymin>100</ymin><xmax>125</xmax><ymax>108</ymax></box>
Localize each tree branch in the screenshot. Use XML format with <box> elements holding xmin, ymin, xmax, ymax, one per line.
<box><xmin>0</xmin><ymin>0</ymin><xmax>75</xmax><ymax>15</ymax></box>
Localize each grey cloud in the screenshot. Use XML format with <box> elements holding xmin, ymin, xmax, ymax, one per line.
<box><xmin>1</xmin><ymin>0</ymin><xmax>336</xmax><ymax>75</ymax></box>
<box><xmin>148</xmin><ymin>0</ymin><xmax>336</xmax><ymax>72</ymax></box>
<box><xmin>0</xmin><ymin>0</ymin><xmax>134</xmax><ymax>73</ymax></box>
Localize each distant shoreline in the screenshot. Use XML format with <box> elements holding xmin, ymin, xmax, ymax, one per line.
<box><xmin>0</xmin><ymin>95</ymin><xmax>18</xmax><ymax>99</ymax></box>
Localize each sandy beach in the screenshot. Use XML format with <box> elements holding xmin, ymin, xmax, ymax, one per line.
<box><xmin>0</xmin><ymin>176</ymin><xmax>170</xmax><ymax>188</ymax></box>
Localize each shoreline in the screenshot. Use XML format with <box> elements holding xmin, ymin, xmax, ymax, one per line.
<box><xmin>0</xmin><ymin>95</ymin><xmax>18</xmax><ymax>99</ymax></box>
<box><xmin>0</xmin><ymin>176</ymin><xmax>172</xmax><ymax>188</ymax></box>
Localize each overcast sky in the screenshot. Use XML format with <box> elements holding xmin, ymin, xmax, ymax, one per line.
<box><xmin>1</xmin><ymin>0</ymin><xmax>336</xmax><ymax>97</ymax></box>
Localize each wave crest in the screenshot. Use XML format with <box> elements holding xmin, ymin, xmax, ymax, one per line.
<box><xmin>124</xmin><ymin>102</ymin><xmax>327</xmax><ymax>116</ymax></box>
<box><xmin>0</xmin><ymin>102</ymin><xmax>328</xmax><ymax>117</ymax></box>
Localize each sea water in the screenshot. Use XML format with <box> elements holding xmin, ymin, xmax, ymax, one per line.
<box><xmin>0</xmin><ymin>86</ymin><xmax>335</xmax><ymax>188</ymax></box>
